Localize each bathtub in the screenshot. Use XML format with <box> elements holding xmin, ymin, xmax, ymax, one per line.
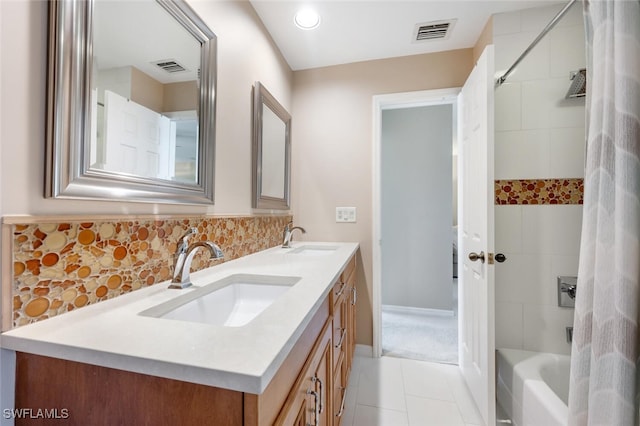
<box><xmin>496</xmin><ymin>348</ymin><xmax>570</xmax><ymax>426</ymax></box>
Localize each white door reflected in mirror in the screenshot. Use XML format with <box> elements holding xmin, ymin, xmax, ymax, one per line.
<box><xmin>93</xmin><ymin>0</ymin><xmax>200</xmax><ymax>183</ymax></box>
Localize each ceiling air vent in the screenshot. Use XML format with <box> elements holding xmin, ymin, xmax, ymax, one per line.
<box><xmin>413</xmin><ymin>19</ymin><xmax>456</xmax><ymax>42</ymax></box>
<box><xmin>152</xmin><ymin>59</ymin><xmax>188</xmax><ymax>74</ymax></box>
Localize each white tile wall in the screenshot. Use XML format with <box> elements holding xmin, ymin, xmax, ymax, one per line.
<box><xmin>549</xmin><ymin>127</ymin><xmax>586</xmax><ymax>178</ymax></box>
<box><xmin>495</xmin><ymin>302</ymin><xmax>524</xmax><ymax>349</ymax></box>
<box><xmin>495</xmin><ymin>206</ymin><xmax>523</xmax><ymax>253</ymax></box>
<box><xmin>493</xmin><ymin>4</ymin><xmax>586</xmax><ymax>356</ymax></box>
<box><xmin>548</xmin><ymin>25</ymin><xmax>588</xmax><ymax>78</ymax></box>
<box><xmin>521</xmin><ymin>205</ymin><xmax>583</xmax><ymax>256</ymax></box>
<box><xmin>495</xmin><ymin>129</ymin><xmax>550</xmax><ymax>179</ymax></box>
<box><xmin>522</xmin><ymin>304</ymin><xmax>576</xmax><ymax>354</ymax></box>
<box><xmin>520</xmin><ymin>4</ymin><xmax>567</xmax><ymax>33</ymax></box>
<box><xmin>495</xmin><ymin>253</ymin><xmax>550</xmax><ymax>304</ymax></box>
<box><xmin>521</xmin><ymin>78</ymin><xmax>585</xmax><ymax>130</ymax></box>
<box><xmin>494</xmin><ymin>32</ymin><xmax>550</xmax><ymax>81</ymax></box>
<box><xmin>494</xmin><ymin>4</ymin><xmax>586</xmax><ymax>180</ymax></box>
<box><xmin>492</xmin><ymin>10</ymin><xmax>522</xmax><ymax>36</ymax></box>
<box><xmin>495</xmin><ymin>83</ymin><xmax>522</xmax><ymax>132</ymax></box>
<box><xmin>494</xmin><ymin>204</ymin><xmax>583</xmax><ymax>355</ymax></box>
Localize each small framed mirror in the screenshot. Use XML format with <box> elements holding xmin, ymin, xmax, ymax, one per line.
<box><xmin>252</xmin><ymin>82</ymin><xmax>291</xmax><ymax>210</ymax></box>
<box><xmin>46</xmin><ymin>0</ymin><xmax>217</xmax><ymax>204</ymax></box>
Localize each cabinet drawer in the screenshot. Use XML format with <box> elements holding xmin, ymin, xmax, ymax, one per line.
<box><xmin>331</xmin><ymin>279</ymin><xmax>347</xmax><ymax>310</ymax></box>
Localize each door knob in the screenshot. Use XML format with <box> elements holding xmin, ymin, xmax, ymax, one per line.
<box><xmin>495</xmin><ymin>253</ymin><xmax>507</xmax><ymax>263</ymax></box>
<box><xmin>468</xmin><ymin>251</ymin><xmax>485</xmax><ymax>263</ymax></box>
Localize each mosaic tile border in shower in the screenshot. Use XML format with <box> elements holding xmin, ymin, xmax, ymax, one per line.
<box><xmin>3</xmin><ymin>214</ymin><xmax>291</xmax><ymax>329</ymax></box>
<box><xmin>495</xmin><ymin>178</ymin><xmax>584</xmax><ymax>205</ymax></box>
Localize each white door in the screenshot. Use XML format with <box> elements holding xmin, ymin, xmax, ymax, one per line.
<box><xmin>458</xmin><ymin>45</ymin><xmax>495</xmax><ymax>426</ymax></box>
<box><xmin>103</xmin><ymin>90</ymin><xmax>170</xmax><ymax>179</ymax></box>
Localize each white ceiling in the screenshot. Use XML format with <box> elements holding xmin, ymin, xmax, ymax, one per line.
<box><xmin>94</xmin><ymin>0</ymin><xmax>200</xmax><ymax>84</ymax></box>
<box><xmin>250</xmin><ymin>0</ymin><xmax>566</xmax><ymax>71</ymax></box>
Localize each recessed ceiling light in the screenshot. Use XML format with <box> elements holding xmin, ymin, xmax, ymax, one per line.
<box><xmin>294</xmin><ymin>8</ymin><xmax>320</xmax><ymax>30</ymax></box>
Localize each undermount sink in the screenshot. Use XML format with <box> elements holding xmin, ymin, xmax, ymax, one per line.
<box><xmin>288</xmin><ymin>245</ymin><xmax>338</xmax><ymax>256</ymax></box>
<box><xmin>139</xmin><ymin>274</ymin><xmax>300</xmax><ymax>327</ymax></box>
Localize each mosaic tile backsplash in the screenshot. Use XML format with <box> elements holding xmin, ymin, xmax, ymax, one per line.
<box><xmin>9</xmin><ymin>215</ymin><xmax>291</xmax><ymax>328</ymax></box>
<box><xmin>495</xmin><ymin>178</ymin><xmax>584</xmax><ymax>205</ymax></box>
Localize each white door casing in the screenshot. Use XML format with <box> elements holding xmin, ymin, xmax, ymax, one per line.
<box><xmin>372</xmin><ymin>88</ymin><xmax>461</xmax><ymax>358</ymax></box>
<box><xmin>458</xmin><ymin>45</ymin><xmax>495</xmax><ymax>426</ymax></box>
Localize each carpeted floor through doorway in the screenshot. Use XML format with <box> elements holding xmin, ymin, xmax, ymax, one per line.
<box><xmin>382</xmin><ymin>280</ymin><xmax>458</xmax><ymax>364</ymax></box>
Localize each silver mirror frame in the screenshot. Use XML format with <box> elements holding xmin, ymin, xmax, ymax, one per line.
<box><xmin>252</xmin><ymin>82</ymin><xmax>291</xmax><ymax>210</ymax></box>
<box><xmin>45</xmin><ymin>0</ymin><xmax>217</xmax><ymax>204</ymax></box>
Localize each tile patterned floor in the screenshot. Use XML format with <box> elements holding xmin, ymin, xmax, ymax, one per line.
<box><xmin>341</xmin><ymin>354</ymin><xmax>484</xmax><ymax>426</ymax></box>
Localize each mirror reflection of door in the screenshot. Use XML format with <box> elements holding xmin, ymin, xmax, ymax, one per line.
<box><xmin>92</xmin><ymin>0</ymin><xmax>200</xmax><ymax>183</ymax></box>
<box><xmin>260</xmin><ymin>105</ymin><xmax>287</xmax><ymax>199</ymax></box>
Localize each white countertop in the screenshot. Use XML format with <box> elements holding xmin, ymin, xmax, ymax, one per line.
<box><xmin>1</xmin><ymin>241</ymin><xmax>359</xmax><ymax>394</ymax></box>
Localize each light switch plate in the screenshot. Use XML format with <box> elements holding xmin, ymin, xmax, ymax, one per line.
<box><xmin>336</xmin><ymin>207</ymin><xmax>357</xmax><ymax>223</ymax></box>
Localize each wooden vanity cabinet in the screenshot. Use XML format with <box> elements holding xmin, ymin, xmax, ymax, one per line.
<box><xmin>14</xmin><ymin>253</ymin><xmax>358</xmax><ymax>426</ymax></box>
<box><xmin>344</xmin><ymin>256</ymin><xmax>357</xmax><ymax>379</ymax></box>
<box><xmin>274</xmin><ymin>321</ymin><xmax>332</xmax><ymax>426</ymax></box>
<box><xmin>333</xmin><ymin>255</ymin><xmax>356</xmax><ymax>424</ymax></box>
<box><xmin>272</xmin><ymin>253</ymin><xmax>357</xmax><ymax>426</ymax></box>
<box><xmin>244</xmin><ymin>297</ymin><xmax>331</xmax><ymax>425</ymax></box>
<box><xmin>331</xmin><ymin>279</ymin><xmax>347</xmax><ymax>373</ymax></box>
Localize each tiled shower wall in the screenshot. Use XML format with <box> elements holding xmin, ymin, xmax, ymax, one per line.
<box><xmin>4</xmin><ymin>215</ymin><xmax>291</xmax><ymax>329</ymax></box>
<box><xmin>493</xmin><ymin>4</ymin><xmax>585</xmax><ymax>355</ymax></box>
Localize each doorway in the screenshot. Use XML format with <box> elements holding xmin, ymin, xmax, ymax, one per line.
<box><xmin>372</xmin><ymin>88</ymin><xmax>460</xmax><ymax>364</ymax></box>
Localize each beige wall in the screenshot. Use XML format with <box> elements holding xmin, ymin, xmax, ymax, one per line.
<box><xmin>474</xmin><ymin>17</ymin><xmax>494</xmax><ymax>63</ymax></box>
<box><xmin>291</xmin><ymin>50</ymin><xmax>474</xmax><ymax>345</ymax></box>
<box><xmin>163</xmin><ymin>81</ymin><xmax>199</xmax><ymax>112</ymax></box>
<box><xmin>0</xmin><ymin>0</ymin><xmax>292</xmax><ymax>218</ymax></box>
<box><xmin>131</xmin><ymin>66</ymin><xmax>165</xmax><ymax>113</ymax></box>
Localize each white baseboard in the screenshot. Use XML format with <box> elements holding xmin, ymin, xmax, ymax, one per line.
<box><xmin>382</xmin><ymin>304</ymin><xmax>454</xmax><ymax>317</ymax></box>
<box><xmin>355</xmin><ymin>344</ymin><xmax>373</xmax><ymax>357</ymax></box>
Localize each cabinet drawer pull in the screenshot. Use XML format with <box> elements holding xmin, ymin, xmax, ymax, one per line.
<box><xmin>307</xmin><ymin>389</ymin><xmax>319</xmax><ymax>426</ymax></box>
<box><xmin>335</xmin><ymin>282</ymin><xmax>346</xmax><ymax>298</ymax></box>
<box><xmin>335</xmin><ymin>328</ymin><xmax>347</xmax><ymax>349</ymax></box>
<box><xmin>312</xmin><ymin>376</ymin><xmax>324</xmax><ymax>414</ymax></box>
<box><xmin>335</xmin><ymin>386</ymin><xmax>347</xmax><ymax>417</ymax></box>
<box><xmin>351</xmin><ymin>286</ymin><xmax>357</xmax><ymax>305</ymax></box>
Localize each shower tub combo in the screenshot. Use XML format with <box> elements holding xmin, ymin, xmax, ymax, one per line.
<box><xmin>496</xmin><ymin>348</ymin><xmax>570</xmax><ymax>426</ymax></box>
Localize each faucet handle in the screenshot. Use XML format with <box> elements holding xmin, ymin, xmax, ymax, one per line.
<box><xmin>177</xmin><ymin>227</ymin><xmax>198</xmax><ymax>253</ymax></box>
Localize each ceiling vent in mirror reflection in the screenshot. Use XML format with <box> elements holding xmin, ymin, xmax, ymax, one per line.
<box><xmin>152</xmin><ymin>59</ymin><xmax>188</xmax><ymax>74</ymax></box>
<box><xmin>413</xmin><ymin>19</ymin><xmax>456</xmax><ymax>42</ymax></box>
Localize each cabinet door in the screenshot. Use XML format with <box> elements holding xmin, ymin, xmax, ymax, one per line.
<box><xmin>344</xmin><ymin>257</ymin><xmax>357</xmax><ymax>380</ymax></box>
<box><xmin>333</xmin><ymin>293</ymin><xmax>347</xmax><ymax>372</ymax></box>
<box><xmin>276</xmin><ymin>322</ymin><xmax>332</xmax><ymax>426</ymax></box>
<box><xmin>292</xmin><ymin>398</ymin><xmax>309</xmax><ymax>426</ymax></box>
<box><xmin>333</xmin><ymin>354</ymin><xmax>346</xmax><ymax>426</ymax></box>
<box><xmin>313</xmin><ymin>326</ymin><xmax>333</xmax><ymax>426</ymax></box>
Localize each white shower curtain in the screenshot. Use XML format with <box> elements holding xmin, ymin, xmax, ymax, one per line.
<box><xmin>568</xmin><ymin>1</ymin><xmax>640</xmax><ymax>425</ymax></box>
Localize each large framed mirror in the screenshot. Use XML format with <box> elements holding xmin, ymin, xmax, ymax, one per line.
<box><xmin>252</xmin><ymin>82</ymin><xmax>291</xmax><ymax>210</ymax></box>
<box><xmin>46</xmin><ymin>0</ymin><xmax>217</xmax><ymax>204</ymax></box>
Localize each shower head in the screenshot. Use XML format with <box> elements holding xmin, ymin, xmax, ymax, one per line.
<box><xmin>565</xmin><ymin>69</ymin><xmax>586</xmax><ymax>99</ymax></box>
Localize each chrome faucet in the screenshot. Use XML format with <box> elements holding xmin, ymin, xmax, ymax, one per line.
<box><xmin>169</xmin><ymin>228</ymin><xmax>224</xmax><ymax>289</ymax></box>
<box><xmin>282</xmin><ymin>221</ymin><xmax>306</xmax><ymax>248</ymax></box>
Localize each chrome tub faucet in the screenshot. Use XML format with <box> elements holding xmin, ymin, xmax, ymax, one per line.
<box><xmin>169</xmin><ymin>228</ymin><xmax>224</xmax><ymax>289</ymax></box>
<box><xmin>282</xmin><ymin>221</ymin><xmax>306</xmax><ymax>248</ymax></box>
